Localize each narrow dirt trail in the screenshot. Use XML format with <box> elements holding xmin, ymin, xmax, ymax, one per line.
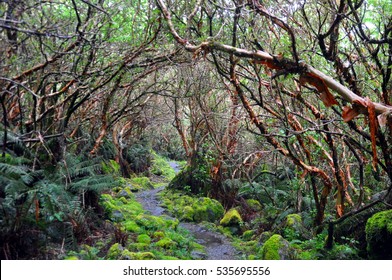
<box><xmin>135</xmin><ymin>162</ymin><xmax>239</xmax><ymax>260</ymax></box>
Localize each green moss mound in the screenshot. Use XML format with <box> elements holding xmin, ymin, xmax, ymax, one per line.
<box><xmin>116</xmin><ymin>187</ymin><xmax>133</xmax><ymax>199</ymax></box>
<box><xmin>193</xmin><ymin>197</ymin><xmax>225</xmax><ymax>223</ymax></box>
<box><xmin>108</xmin><ymin>244</ymin><xmax>157</xmax><ymax>260</ymax></box>
<box><xmin>133</xmin><ymin>252</ymin><xmax>156</xmax><ymax>260</ymax></box>
<box><xmin>64</xmin><ymin>256</ymin><xmax>79</xmax><ymax>260</ymax></box>
<box><xmin>161</xmin><ymin>190</ymin><xmax>224</xmax><ymax>223</ymax></box>
<box><xmin>365</xmin><ymin>209</ymin><xmax>392</xmax><ymax>259</ymax></box>
<box><xmin>107</xmin><ymin>243</ymin><xmax>124</xmax><ymax>260</ymax></box>
<box><xmin>156</xmin><ymin>237</ymin><xmax>177</xmax><ymax>249</ymax></box>
<box><xmin>282</xmin><ymin>213</ymin><xmax>310</xmax><ymax>241</ymax></box>
<box><xmin>242</xmin><ymin>230</ymin><xmax>256</xmax><ymax>241</ymax></box>
<box><xmin>122</xmin><ymin>251</ymin><xmax>156</xmax><ymax>260</ymax></box>
<box><xmin>168</xmin><ymin>165</ymin><xmax>211</xmax><ymax>195</ymax></box>
<box><xmin>219</xmin><ymin>208</ymin><xmax>243</xmax><ymax>235</ymax></box>
<box><xmin>220</xmin><ymin>208</ymin><xmax>242</xmax><ymax>227</ymax></box>
<box><xmin>182</xmin><ymin>206</ymin><xmax>195</xmax><ymax>221</ymax></box>
<box><xmin>246</xmin><ymin>199</ymin><xmax>263</xmax><ymax>212</ymax></box>
<box><xmin>286</xmin><ymin>214</ymin><xmax>302</xmax><ymax>227</ymax></box>
<box><xmin>153</xmin><ymin>231</ymin><xmax>165</xmax><ymax>239</ymax></box>
<box><xmin>150</xmin><ymin>152</ymin><xmax>176</xmax><ymax>181</ymax></box>
<box><xmin>123</xmin><ymin>220</ymin><xmax>141</xmax><ymax>233</ymax></box>
<box><xmin>100</xmin><ymin>193</ymin><xmax>144</xmax><ymax>222</ymax></box>
<box><xmin>137</xmin><ymin>234</ymin><xmax>152</xmax><ymax>245</ymax></box>
<box><xmin>135</xmin><ymin>214</ymin><xmax>179</xmax><ymax>231</ymax></box>
<box><xmin>130</xmin><ymin>176</ymin><xmax>154</xmax><ymax>189</ymax></box>
<box><xmin>260</xmin><ymin>234</ymin><xmax>295</xmax><ymax>260</ymax></box>
<box><xmin>128</xmin><ymin>243</ymin><xmax>149</xmax><ymax>251</ymax></box>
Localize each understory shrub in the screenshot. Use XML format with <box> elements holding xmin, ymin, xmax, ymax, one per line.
<box><xmin>0</xmin><ymin>153</ymin><xmax>117</xmax><ymax>259</ymax></box>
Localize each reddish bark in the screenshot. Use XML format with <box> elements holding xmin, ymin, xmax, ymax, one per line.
<box><xmin>300</xmin><ymin>73</ymin><xmax>338</xmax><ymax>107</ymax></box>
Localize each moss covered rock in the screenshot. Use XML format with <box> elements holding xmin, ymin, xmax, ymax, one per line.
<box><xmin>153</xmin><ymin>231</ymin><xmax>165</xmax><ymax>239</ymax></box>
<box><xmin>64</xmin><ymin>256</ymin><xmax>79</xmax><ymax>260</ymax></box>
<box><xmin>258</xmin><ymin>231</ymin><xmax>273</xmax><ymax>244</ymax></box>
<box><xmin>156</xmin><ymin>237</ymin><xmax>177</xmax><ymax>249</ymax></box>
<box><xmin>150</xmin><ymin>152</ymin><xmax>176</xmax><ymax>181</ymax></box>
<box><xmin>121</xmin><ymin>250</ymin><xmax>156</xmax><ymax>260</ymax></box>
<box><xmin>128</xmin><ymin>243</ymin><xmax>149</xmax><ymax>251</ymax></box>
<box><xmin>161</xmin><ymin>190</ymin><xmax>224</xmax><ymax>223</ymax></box>
<box><xmin>168</xmin><ymin>165</ymin><xmax>211</xmax><ymax>195</ymax></box>
<box><xmin>121</xmin><ymin>250</ymin><xmax>135</xmax><ymax>260</ymax></box>
<box><xmin>131</xmin><ymin>177</ymin><xmax>154</xmax><ymax>189</ymax></box>
<box><xmin>108</xmin><ymin>244</ymin><xmax>157</xmax><ymax>260</ymax></box>
<box><xmin>135</xmin><ymin>214</ymin><xmax>178</xmax><ymax>231</ymax></box>
<box><xmin>193</xmin><ymin>197</ymin><xmax>224</xmax><ymax>223</ymax></box>
<box><xmin>123</xmin><ymin>220</ymin><xmax>141</xmax><ymax>233</ymax></box>
<box><xmin>181</xmin><ymin>206</ymin><xmax>195</xmax><ymax>221</ymax></box>
<box><xmin>220</xmin><ymin>208</ymin><xmax>242</xmax><ymax>227</ymax></box>
<box><xmin>118</xmin><ymin>197</ymin><xmax>129</xmax><ymax>205</ymax></box>
<box><xmin>161</xmin><ymin>256</ymin><xmax>180</xmax><ymax>260</ymax></box>
<box><xmin>282</xmin><ymin>214</ymin><xmax>310</xmax><ymax>241</ymax></box>
<box><xmin>260</xmin><ymin>234</ymin><xmax>295</xmax><ymax>260</ymax></box>
<box><xmin>246</xmin><ymin>199</ymin><xmax>263</xmax><ymax>212</ymax></box>
<box><xmin>107</xmin><ymin>243</ymin><xmax>124</xmax><ymax>260</ymax></box>
<box><xmin>365</xmin><ymin>209</ymin><xmax>392</xmax><ymax>259</ymax></box>
<box><xmin>117</xmin><ymin>188</ymin><xmax>132</xmax><ymax>199</ymax></box>
<box><xmin>137</xmin><ymin>234</ymin><xmax>152</xmax><ymax>245</ymax></box>
<box><xmin>111</xmin><ymin>210</ymin><xmax>125</xmax><ymax>222</ymax></box>
<box><xmin>242</xmin><ymin>230</ymin><xmax>256</xmax><ymax>241</ymax></box>
<box><xmin>100</xmin><ymin>193</ymin><xmax>144</xmax><ymax>222</ymax></box>
<box><xmin>286</xmin><ymin>214</ymin><xmax>302</xmax><ymax>227</ymax></box>
<box><xmin>133</xmin><ymin>252</ymin><xmax>156</xmax><ymax>260</ymax></box>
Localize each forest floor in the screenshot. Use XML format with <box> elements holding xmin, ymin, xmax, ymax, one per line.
<box><xmin>135</xmin><ymin>162</ymin><xmax>239</xmax><ymax>260</ymax></box>
<box><xmin>60</xmin><ymin>156</ymin><xmax>366</xmax><ymax>260</ymax></box>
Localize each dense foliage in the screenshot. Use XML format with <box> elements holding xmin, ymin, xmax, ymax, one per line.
<box><xmin>1</xmin><ymin>0</ymin><xmax>391</xmax><ymax>259</ymax></box>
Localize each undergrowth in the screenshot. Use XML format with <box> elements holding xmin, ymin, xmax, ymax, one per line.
<box><xmin>0</xmin><ymin>153</ymin><xmax>117</xmax><ymax>259</ymax></box>
<box><xmin>65</xmin><ymin>183</ymin><xmax>203</xmax><ymax>260</ymax></box>
<box><xmin>150</xmin><ymin>152</ymin><xmax>176</xmax><ymax>182</ymax></box>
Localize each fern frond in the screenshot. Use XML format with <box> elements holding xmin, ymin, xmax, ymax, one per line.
<box><xmin>0</xmin><ymin>129</ymin><xmax>34</xmax><ymax>158</ymax></box>
<box><xmin>36</xmin><ymin>180</ymin><xmax>73</xmax><ymax>216</ymax></box>
<box><xmin>59</xmin><ymin>155</ymin><xmax>104</xmax><ymax>180</ymax></box>
<box><xmin>4</xmin><ymin>179</ymin><xmax>29</xmax><ymax>198</ymax></box>
<box><xmin>69</xmin><ymin>175</ymin><xmax>116</xmax><ymax>192</ymax></box>
<box><xmin>0</xmin><ymin>130</ymin><xmax>23</xmax><ymax>147</ymax></box>
<box><xmin>0</xmin><ymin>162</ymin><xmax>29</xmax><ymax>179</ymax></box>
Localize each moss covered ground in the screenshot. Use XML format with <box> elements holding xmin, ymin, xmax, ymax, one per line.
<box><xmin>160</xmin><ymin>189</ymin><xmax>224</xmax><ymax>223</ymax></box>
<box><xmin>365</xmin><ymin>209</ymin><xmax>392</xmax><ymax>259</ymax></box>
<box><xmin>65</xmin><ymin>163</ymin><xmax>203</xmax><ymax>260</ymax></box>
<box><xmin>64</xmin><ymin>152</ymin><xmax>367</xmax><ymax>260</ymax></box>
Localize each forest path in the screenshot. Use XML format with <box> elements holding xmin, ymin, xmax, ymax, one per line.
<box><xmin>135</xmin><ymin>162</ymin><xmax>239</xmax><ymax>260</ymax></box>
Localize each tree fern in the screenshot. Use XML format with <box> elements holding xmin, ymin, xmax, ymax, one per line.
<box><xmin>0</xmin><ymin>151</ymin><xmax>118</xmax><ymax>259</ymax></box>
<box><xmin>69</xmin><ymin>175</ymin><xmax>116</xmax><ymax>193</ymax></box>
<box><xmin>35</xmin><ymin>180</ymin><xmax>74</xmax><ymax>222</ymax></box>
<box><xmin>0</xmin><ymin>129</ymin><xmax>33</xmax><ymax>158</ymax></box>
<box><xmin>0</xmin><ymin>129</ymin><xmax>21</xmax><ymax>150</ymax></box>
<box><xmin>0</xmin><ymin>156</ymin><xmax>31</xmax><ymax>202</ymax></box>
<box><xmin>57</xmin><ymin>155</ymin><xmax>106</xmax><ymax>179</ymax></box>
<box><xmin>0</xmin><ymin>161</ymin><xmax>30</xmax><ymax>180</ymax></box>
